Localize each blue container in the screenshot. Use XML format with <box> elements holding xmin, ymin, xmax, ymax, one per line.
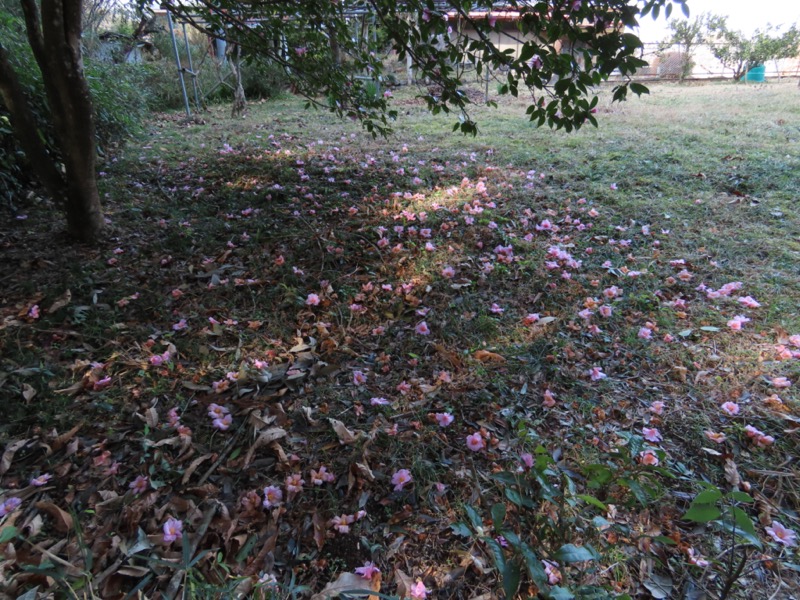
<box><xmin>741</xmin><ymin>65</ymin><xmax>766</xmax><ymax>82</ymax></box>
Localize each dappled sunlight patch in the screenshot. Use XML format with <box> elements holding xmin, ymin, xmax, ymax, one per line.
<box><xmin>1</xmin><ymin>84</ymin><xmax>799</xmax><ymax>598</ymax></box>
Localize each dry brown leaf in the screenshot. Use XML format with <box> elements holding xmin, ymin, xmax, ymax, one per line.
<box><xmin>50</xmin><ymin>423</ymin><xmax>81</xmax><ymax>453</ymax></box>
<box><xmin>182</xmin><ymin>454</ymin><xmax>214</xmax><ymax>485</ymax></box>
<box><xmin>473</xmin><ymin>350</ymin><xmax>506</xmax><ymax>364</ymax></box>
<box><xmin>0</xmin><ymin>439</ymin><xmax>31</xmax><ymax>476</ymax></box>
<box><xmin>433</xmin><ymin>344</ymin><xmax>463</xmax><ymax>369</ymax></box>
<box><xmin>35</xmin><ymin>501</ymin><xmax>73</xmax><ymax>533</ymax></box>
<box><xmin>53</xmin><ymin>380</ymin><xmax>85</xmax><ymax>395</ymax></box>
<box><xmin>310</xmin><ymin>571</ymin><xmax>380</xmax><ymax>600</ymax></box>
<box><xmin>244</xmin><ymin>427</ymin><xmax>287</xmax><ymax>467</ymax></box>
<box><xmin>329</xmin><ymin>418</ymin><xmax>360</xmax><ymax>445</ymax></box>
<box><xmin>312</xmin><ymin>510</ymin><xmax>327</xmax><ymax>551</ymax></box>
<box><xmin>353</xmin><ymin>462</ymin><xmax>375</xmax><ymax>481</ymax></box>
<box><xmin>394</xmin><ymin>568</ymin><xmax>414</xmax><ymax>599</ymax></box>
<box><xmin>724</xmin><ymin>459</ymin><xmax>741</xmax><ymax>488</ymax></box>
<box><xmin>46</xmin><ymin>289</ymin><xmax>72</xmax><ymax>313</ymax></box>
<box><xmin>21</xmin><ymin>384</ymin><xmax>36</xmax><ymax>402</ymax></box>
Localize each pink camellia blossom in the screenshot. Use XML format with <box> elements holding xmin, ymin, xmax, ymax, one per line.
<box><xmin>598</xmin><ymin>305</ymin><xmax>613</xmax><ymax>318</ymax></box>
<box><xmin>391</xmin><ymin>468</ymin><xmax>413</xmax><ymax>491</ymax></box>
<box><xmin>370</xmin><ymin>397</ymin><xmax>391</xmax><ymax>406</ymax></box>
<box><xmin>744</xmin><ymin>425</ymin><xmax>763</xmax><ymax>439</ymax></box>
<box><xmin>311</xmin><ymin>466</ymin><xmax>336</xmax><ymax>486</ymax></box>
<box><xmin>129</xmin><ymin>475</ymin><xmax>149</xmax><ymax>495</ymax></box>
<box><xmin>638</xmin><ymin>327</ymin><xmax>653</xmax><ymax>340</ymax></box>
<box><xmin>330</xmin><ymin>514</ymin><xmax>355</xmax><ymax>534</ymax></box>
<box><xmin>738</xmin><ymin>296</ymin><xmax>761</xmax><ymax>308</ymax></box>
<box><xmin>208</xmin><ymin>403</ymin><xmax>229</xmax><ymax>419</ymax></box>
<box><xmin>642</xmin><ymin>427</ymin><xmax>662</xmax><ymax>443</ymax></box>
<box><xmin>490</xmin><ymin>303</ymin><xmax>504</xmax><ymax>314</ymax></box>
<box><xmin>466</xmin><ymin>432</ymin><xmax>485</xmax><ymax>452</ymax></box>
<box><xmin>766</xmin><ymin>521</ymin><xmax>797</xmax><ymax>547</ymax></box>
<box><xmin>172</xmin><ymin>319</ymin><xmax>188</xmax><ymax>331</ymax></box>
<box><xmin>441</xmin><ymin>266</ymin><xmax>455</xmax><ymax>278</ymax></box>
<box><xmin>29</xmin><ymin>473</ymin><xmax>52</xmax><ymax>487</ymax></box>
<box><xmin>772</xmin><ymin>376</ymin><xmax>792</xmax><ymax>388</ymax></box>
<box><xmin>149</xmin><ymin>350</ymin><xmax>171</xmax><ymax>366</ymax></box>
<box><xmin>415</xmin><ymin>321</ymin><xmax>430</xmax><ymax>335</ymax></box>
<box><xmin>263</xmin><ymin>485</ymin><xmax>283</xmax><ymax>508</ymax></box>
<box><xmin>353</xmin><ymin>370</ymin><xmax>367</xmax><ymax>386</ymax></box>
<box><xmin>687</xmin><ymin>547</ymin><xmax>710</xmax><ymax>567</ymax></box>
<box><xmin>727</xmin><ymin>315</ymin><xmax>750</xmax><ymax>331</ymax></box>
<box><xmin>212</xmin><ymin>414</ymin><xmax>233</xmax><ymax>431</ymax></box>
<box><xmin>543</xmin><ymin>560</ymin><xmax>562</xmax><ymax>585</ymax></box>
<box><xmin>520</xmin><ymin>453</ymin><xmax>534</xmax><ymax>469</ymax></box>
<box><xmin>588</xmin><ymin>366</ymin><xmax>606</xmax><ymax>381</ymax></box>
<box><xmin>543</xmin><ymin>389</ymin><xmax>556</xmax><ymax>408</ymax></box>
<box><xmin>649</xmin><ymin>401</ymin><xmax>665</xmax><ymax>415</ymax></box>
<box><xmin>523</xmin><ymin>313</ymin><xmax>540</xmax><ymax>325</ymax></box>
<box><xmin>355</xmin><ymin>561</ymin><xmax>381</xmax><ymax>580</ymax></box>
<box><xmin>754</xmin><ymin>433</ymin><xmax>775</xmax><ymax>447</ymax></box>
<box><xmin>0</xmin><ymin>497</ymin><xmax>22</xmax><ymax>517</ymax></box>
<box><xmin>28</xmin><ymin>305</ymin><xmax>40</xmax><ymax>319</ymax></box>
<box><xmin>286</xmin><ymin>473</ymin><xmax>304</xmax><ymax>499</ymax></box>
<box><xmin>162</xmin><ymin>517</ymin><xmax>183</xmax><ymax>543</ymax></box>
<box><xmin>720</xmin><ymin>401</ymin><xmax>740</xmax><ymax>416</ymax></box>
<box><xmin>602</xmin><ymin>286</ymin><xmax>621</xmax><ymax>299</ymax></box>
<box><xmin>93</xmin><ymin>376</ymin><xmax>112</xmax><ymax>391</ymax></box>
<box><xmin>410</xmin><ymin>581</ymin><xmax>428</xmax><ymax>600</ymax></box>
<box><xmin>639</xmin><ymin>450</ymin><xmax>659</xmax><ymax>466</ymax></box>
<box><xmin>397</xmin><ymin>381</ymin><xmax>412</xmax><ymax>394</ymax></box>
<box><xmin>434</xmin><ymin>412</ymin><xmax>454</xmax><ymax>427</ymax></box>
<box><xmin>704</xmin><ymin>431</ymin><xmax>727</xmax><ymax>444</ymax></box>
<box><xmin>306</xmin><ymin>293</ymin><xmax>321</xmax><ymax>306</ymax></box>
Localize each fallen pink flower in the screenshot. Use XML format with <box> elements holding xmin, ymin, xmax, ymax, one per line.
<box><xmin>163</xmin><ymin>517</ymin><xmax>183</xmax><ymax>543</ymax></box>
<box><xmin>466</xmin><ymin>432</ymin><xmax>485</xmax><ymax>452</ymax></box>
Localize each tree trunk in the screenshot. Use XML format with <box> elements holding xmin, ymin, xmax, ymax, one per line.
<box><xmin>230</xmin><ymin>44</ymin><xmax>247</xmax><ymax>118</ymax></box>
<box><xmin>0</xmin><ymin>0</ymin><xmax>104</xmax><ymax>243</ymax></box>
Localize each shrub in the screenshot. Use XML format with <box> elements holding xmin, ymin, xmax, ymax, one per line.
<box><xmin>142</xmin><ymin>33</ymin><xmax>287</xmax><ymax>111</ymax></box>
<box><xmin>1</xmin><ymin>10</ymin><xmax>150</xmax><ymax>200</ymax></box>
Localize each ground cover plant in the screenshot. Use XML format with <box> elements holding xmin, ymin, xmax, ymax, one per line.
<box><xmin>1</xmin><ymin>80</ymin><xmax>799</xmax><ymax>599</ymax></box>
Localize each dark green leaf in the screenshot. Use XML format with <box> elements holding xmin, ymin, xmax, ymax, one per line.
<box><xmin>502</xmin><ymin>560</ymin><xmax>522</xmax><ymax>599</ymax></box>
<box><xmin>450</xmin><ymin>522</ymin><xmax>473</xmax><ymax>538</ymax></box>
<box><xmin>683</xmin><ymin>504</ymin><xmax>722</xmax><ymax>523</ymax></box>
<box><xmin>729</xmin><ymin>491</ymin><xmax>754</xmax><ymax>503</ymax></box>
<box><xmin>554</xmin><ymin>543</ymin><xmax>600</xmax><ymax>563</ymax></box>
<box><xmin>464</xmin><ymin>505</ymin><xmax>484</xmax><ymax>532</ymax></box>
<box><xmin>491</xmin><ymin>503</ymin><xmax>506</xmax><ymax>531</ymax></box>
<box><xmin>693</xmin><ymin>489</ymin><xmax>723</xmax><ymax>505</ymax></box>
<box><xmin>577</xmin><ymin>494</ymin><xmax>607</xmax><ymax>511</ymax></box>
<box><xmin>0</xmin><ymin>526</ymin><xmax>18</xmax><ymax>544</ymax></box>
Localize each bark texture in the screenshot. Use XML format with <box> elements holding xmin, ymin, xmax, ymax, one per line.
<box><xmin>0</xmin><ymin>0</ymin><xmax>103</xmax><ymax>242</ymax></box>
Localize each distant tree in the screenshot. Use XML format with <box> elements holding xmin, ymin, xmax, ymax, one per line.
<box><xmin>706</xmin><ymin>16</ymin><xmax>800</xmax><ymax>80</ymax></box>
<box><xmin>660</xmin><ymin>14</ymin><xmax>707</xmax><ymax>80</ymax></box>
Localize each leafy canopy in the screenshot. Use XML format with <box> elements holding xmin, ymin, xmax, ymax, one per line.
<box><xmin>164</xmin><ymin>0</ymin><xmax>689</xmax><ymax>135</ymax></box>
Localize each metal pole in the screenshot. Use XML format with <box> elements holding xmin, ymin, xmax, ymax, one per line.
<box><xmin>182</xmin><ymin>21</ymin><xmax>202</xmax><ymax>108</ymax></box>
<box><xmin>167</xmin><ymin>10</ymin><xmax>192</xmax><ymax>117</ymax></box>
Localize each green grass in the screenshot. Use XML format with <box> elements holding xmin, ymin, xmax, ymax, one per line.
<box><xmin>1</xmin><ymin>79</ymin><xmax>799</xmax><ymax>599</ymax></box>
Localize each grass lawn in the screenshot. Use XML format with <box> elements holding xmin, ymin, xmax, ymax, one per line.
<box><xmin>1</xmin><ymin>79</ymin><xmax>799</xmax><ymax>599</ymax></box>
